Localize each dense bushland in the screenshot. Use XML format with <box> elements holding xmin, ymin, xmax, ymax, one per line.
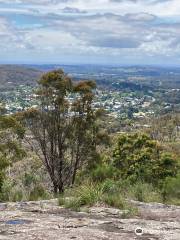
<box><xmin>58</xmin><ymin>132</ymin><xmax>180</xmax><ymax>210</ymax></box>
<box><xmin>0</xmin><ymin>111</ymin><xmax>25</xmax><ymax>195</ymax></box>
<box><xmin>0</xmin><ymin>69</ymin><xmax>179</xmax><ymax>209</ymax></box>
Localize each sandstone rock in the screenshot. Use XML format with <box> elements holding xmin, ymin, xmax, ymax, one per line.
<box><xmin>0</xmin><ymin>199</ymin><xmax>180</xmax><ymax>239</ymax></box>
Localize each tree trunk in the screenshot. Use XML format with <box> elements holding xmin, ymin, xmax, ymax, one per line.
<box><xmin>72</xmin><ymin>140</ymin><xmax>80</xmax><ymax>185</ymax></box>
<box><xmin>53</xmin><ymin>184</ymin><xmax>58</xmax><ymax>194</ymax></box>
<box><xmin>58</xmin><ymin>183</ymin><xmax>64</xmax><ymax>193</ymax></box>
<box><xmin>72</xmin><ymin>157</ymin><xmax>79</xmax><ymax>185</ymax></box>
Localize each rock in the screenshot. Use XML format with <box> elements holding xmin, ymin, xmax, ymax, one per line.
<box><xmin>0</xmin><ymin>199</ymin><xmax>180</xmax><ymax>239</ymax></box>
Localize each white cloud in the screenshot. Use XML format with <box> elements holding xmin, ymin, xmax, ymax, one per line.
<box><xmin>0</xmin><ymin>0</ymin><xmax>179</xmax><ymax>16</ymax></box>
<box><xmin>0</xmin><ymin>0</ymin><xmax>180</xmax><ymax>64</ymax></box>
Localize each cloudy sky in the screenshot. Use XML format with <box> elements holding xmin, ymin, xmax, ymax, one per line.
<box><xmin>0</xmin><ymin>0</ymin><xmax>180</xmax><ymax>65</ymax></box>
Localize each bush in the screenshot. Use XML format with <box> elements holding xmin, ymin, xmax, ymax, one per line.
<box><xmin>102</xmin><ymin>193</ymin><xmax>126</xmax><ymax>209</ymax></box>
<box><xmin>72</xmin><ymin>183</ymin><xmax>103</xmax><ymax>206</ymax></box>
<box><xmin>11</xmin><ymin>189</ymin><xmax>24</xmax><ymax>202</ymax></box>
<box><xmin>23</xmin><ymin>172</ymin><xmax>37</xmax><ymax>188</ymax></box>
<box><xmin>90</xmin><ymin>165</ymin><xmax>117</xmax><ymax>182</ymax></box>
<box><xmin>58</xmin><ymin>183</ymin><xmax>102</xmax><ymax>211</ymax></box>
<box><xmin>162</xmin><ymin>174</ymin><xmax>180</xmax><ymax>205</ymax></box>
<box><xmin>0</xmin><ymin>180</ymin><xmax>27</xmax><ymax>202</ymax></box>
<box><xmin>127</xmin><ymin>182</ymin><xmax>162</xmax><ymax>203</ymax></box>
<box><xmin>101</xmin><ymin>179</ymin><xmax>120</xmax><ymax>194</ymax></box>
<box><xmin>112</xmin><ymin>133</ymin><xmax>178</xmax><ymax>185</ymax></box>
<box><xmin>0</xmin><ymin>160</ymin><xmax>9</xmax><ymax>192</ymax></box>
<box><xmin>29</xmin><ymin>184</ymin><xmax>50</xmax><ymax>201</ymax></box>
<box><xmin>0</xmin><ymin>179</ymin><xmax>13</xmax><ymax>202</ymax></box>
<box><xmin>0</xmin><ymin>176</ymin><xmax>51</xmax><ymax>202</ymax></box>
<box><xmin>58</xmin><ymin>181</ymin><xmax>135</xmax><ymax>213</ymax></box>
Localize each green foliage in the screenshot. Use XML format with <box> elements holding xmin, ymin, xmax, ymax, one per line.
<box><xmin>29</xmin><ymin>184</ymin><xmax>50</xmax><ymax>201</ymax></box>
<box><xmin>113</xmin><ymin>133</ymin><xmax>178</xmax><ymax>185</ymax></box>
<box><xmin>102</xmin><ymin>193</ymin><xmax>126</xmax><ymax>209</ymax></box>
<box><xmin>156</xmin><ymin>153</ymin><xmax>179</xmax><ymax>180</ymax></box>
<box><xmin>90</xmin><ymin>164</ymin><xmax>117</xmax><ymax>182</ymax></box>
<box><xmin>0</xmin><ymin>178</ymin><xmax>50</xmax><ymax>202</ymax></box>
<box><xmin>0</xmin><ymin>155</ymin><xmax>51</xmax><ymax>202</ymax></box>
<box><xmin>162</xmin><ymin>174</ymin><xmax>180</xmax><ymax>205</ymax></box>
<box><xmin>0</xmin><ymin>114</ymin><xmax>25</xmax><ymax>192</ymax></box>
<box><xmin>12</xmin><ymin>191</ymin><xmax>24</xmax><ymax>202</ymax></box>
<box><xmin>0</xmin><ymin>159</ymin><xmax>8</xmax><ymax>191</ymax></box>
<box><xmin>0</xmin><ymin>179</ymin><xmax>25</xmax><ymax>202</ymax></box>
<box><xmin>101</xmin><ymin>179</ymin><xmax>120</xmax><ymax>194</ymax></box>
<box><xmin>58</xmin><ymin>131</ymin><xmax>179</xmax><ymax>208</ymax></box>
<box><xmin>58</xmin><ymin>181</ymin><xmax>135</xmax><ymax>214</ymax></box>
<box><xmin>127</xmin><ymin>182</ymin><xmax>163</xmax><ymax>203</ymax></box>
<box><xmin>22</xmin><ymin>69</ymin><xmax>103</xmax><ymax>194</ymax></box>
<box><xmin>58</xmin><ymin>196</ymin><xmax>66</xmax><ymax>206</ymax></box>
<box><xmin>71</xmin><ymin>183</ymin><xmax>103</xmax><ymax>207</ymax></box>
<box><xmin>64</xmin><ymin>198</ymin><xmax>81</xmax><ymax>212</ymax></box>
<box><xmin>0</xmin><ymin>179</ymin><xmax>13</xmax><ymax>201</ymax></box>
<box><xmin>58</xmin><ymin>183</ymin><xmax>103</xmax><ymax>211</ymax></box>
<box><xmin>23</xmin><ymin>172</ymin><xmax>37</xmax><ymax>188</ymax></box>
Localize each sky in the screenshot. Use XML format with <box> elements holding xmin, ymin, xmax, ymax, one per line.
<box><xmin>0</xmin><ymin>0</ymin><xmax>180</xmax><ymax>65</ymax></box>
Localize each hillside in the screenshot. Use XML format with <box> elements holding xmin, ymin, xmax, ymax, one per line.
<box><xmin>0</xmin><ymin>65</ymin><xmax>42</xmax><ymax>90</ymax></box>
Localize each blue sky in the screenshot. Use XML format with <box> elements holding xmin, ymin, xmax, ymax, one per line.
<box><xmin>0</xmin><ymin>0</ymin><xmax>180</xmax><ymax>65</ymax></box>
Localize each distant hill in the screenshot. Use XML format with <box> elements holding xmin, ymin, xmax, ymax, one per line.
<box><xmin>0</xmin><ymin>64</ymin><xmax>180</xmax><ymax>91</ymax></box>
<box><xmin>0</xmin><ymin>65</ymin><xmax>43</xmax><ymax>90</ymax></box>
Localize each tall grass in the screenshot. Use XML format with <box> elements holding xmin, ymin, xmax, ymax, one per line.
<box><xmin>127</xmin><ymin>182</ymin><xmax>163</xmax><ymax>203</ymax></box>
<box><xmin>58</xmin><ymin>180</ymin><xmax>134</xmax><ymax>213</ymax></box>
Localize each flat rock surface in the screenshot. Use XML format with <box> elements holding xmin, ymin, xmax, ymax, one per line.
<box><xmin>0</xmin><ymin>199</ymin><xmax>180</xmax><ymax>240</ymax></box>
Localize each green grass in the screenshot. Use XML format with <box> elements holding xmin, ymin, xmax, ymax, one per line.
<box><xmin>166</xmin><ymin>198</ymin><xmax>180</xmax><ymax>206</ymax></box>
<box><xmin>58</xmin><ymin>181</ymin><xmax>135</xmax><ymax>214</ymax></box>
<box><xmin>58</xmin><ymin>175</ymin><xmax>180</xmax><ymax>215</ymax></box>
<box><xmin>59</xmin><ymin>183</ymin><xmax>103</xmax><ymax>211</ymax></box>
<box><xmin>127</xmin><ymin>182</ymin><xmax>163</xmax><ymax>203</ymax></box>
<box><xmin>102</xmin><ymin>193</ymin><xmax>126</xmax><ymax>209</ymax></box>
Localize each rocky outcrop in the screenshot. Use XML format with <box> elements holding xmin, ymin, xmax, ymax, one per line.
<box><xmin>0</xmin><ymin>199</ymin><xmax>180</xmax><ymax>240</ymax></box>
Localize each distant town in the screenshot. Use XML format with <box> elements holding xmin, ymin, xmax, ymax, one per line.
<box><xmin>0</xmin><ymin>65</ymin><xmax>179</xmax><ymax>120</ymax></box>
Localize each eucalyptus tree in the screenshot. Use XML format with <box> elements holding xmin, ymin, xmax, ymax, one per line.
<box><xmin>22</xmin><ymin>70</ymin><xmax>101</xmax><ymax>193</ymax></box>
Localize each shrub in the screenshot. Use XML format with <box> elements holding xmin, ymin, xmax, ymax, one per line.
<box><xmin>0</xmin><ymin>115</ymin><xmax>25</xmax><ymax>193</ymax></box>
<box><xmin>127</xmin><ymin>182</ymin><xmax>162</xmax><ymax>203</ymax></box>
<box><xmin>112</xmin><ymin>133</ymin><xmax>178</xmax><ymax>185</ymax></box>
<box><xmin>23</xmin><ymin>172</ymin><xmax>37</xmax><ymax>188</ymax></box>
<box><xmin>58</xmin><ymin>183</ymin><xmax>102</xmax><ymax>211</ymax></box>
<box><xmin>0</xmin><ymin>179</ymin><xmax>13</xmax><ymax>201</ymax></box>
<box><xmin>90</xmin><ymin>164</ymin><xmax>117</xmax><ymax>182</ymax></box>
<box><xmin>0</xmin><ymin>180</ymin><xmax>26</xmax><ymax>202</ymax></box>
<box><xmin>101</xmin><ymin>179</ymin><xmax>120</xmax><ymax>194</ymax></box>
<box><xmin>102</xmin><ymin>193</ymin><xmax>126</xmax><ymax>209</ymax></box>
<box><xmin>58</xmin><ymin>181</ymin><xmax>135</xmax><ymax>212</ymax></box>
<box><xmin>29</xmin><ymin>184</ymin><xmax>50</xmax><ymax>201</ymax></box>
<box><xmin>11</xmin><ymin>189</ymin><xmax>24</xmax><ymax>202</ymax></box>
<box><xmin>64</xmin><ymin>198</ymin><xmax>82</xmax><ymax>211</ymax></box>
<box><xmin>162</xmin><ymin>174</ymin><xmax>180</xmax><ymax>204</ymax></box>
<box><xmin>74</xmin><ymin>183</ymin><xmax>103</xmax><ymax>206</ymax></box>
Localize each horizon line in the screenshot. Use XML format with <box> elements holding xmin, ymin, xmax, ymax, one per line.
<box><xmin>0</xmin><ymin>62</ymin><xmax>180</xmax><ymax>68</ymax></box>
